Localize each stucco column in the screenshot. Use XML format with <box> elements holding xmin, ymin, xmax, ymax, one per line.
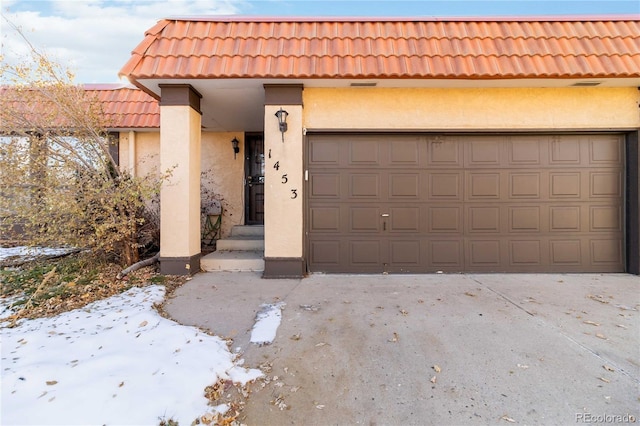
<box><xmin>263</xmin><ymin>85</ymin><xmax>305</xmax><ymax>278</ymax></box>
<box><xmin>158</xmin><ymin>84</ymin><xmax>202</xmax><ymax>275</ymax></box>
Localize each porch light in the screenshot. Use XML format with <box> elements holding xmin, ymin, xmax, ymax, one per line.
<box><xmin>231</xmin><ymin>137</ymin><xmax>240</xmax><ymax>159</ymax></box>
<box><xmin>275</xmin><ymin>108</ymin><xmax>288</xmax><ymax>142</ymax></box>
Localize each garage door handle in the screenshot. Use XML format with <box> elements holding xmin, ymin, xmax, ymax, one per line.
<box><xmin>381</xmin><ymin>213</ymin><xmax>389</xmax><ymax>217</ymax></box>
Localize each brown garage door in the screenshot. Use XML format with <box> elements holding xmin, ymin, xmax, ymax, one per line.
<box><xmin>306</xmin><ymin>134</ymin><xmax>624</xmax><ymax>273</ymax></box>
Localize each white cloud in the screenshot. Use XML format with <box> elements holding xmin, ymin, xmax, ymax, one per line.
<box><xmin>2</xmin><ymin>0</ymin><xmax>245</xmax><ymax>83</ymax></box>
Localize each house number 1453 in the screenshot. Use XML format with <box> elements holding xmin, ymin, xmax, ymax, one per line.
<box><xmin>273</xmin><ymin>162</ymin><xmax>297</xmax><ymax>199</ymax></box>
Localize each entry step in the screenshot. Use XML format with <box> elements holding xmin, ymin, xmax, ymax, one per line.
<box><xmin>201</xmin><ymin>250</ymin><xmax>264</xmax><ymax>272</ymax></box>
<box><xmin>231</xmin><ymin>225</ymin><xmax>264</xmax><ymax>237</ymax></box>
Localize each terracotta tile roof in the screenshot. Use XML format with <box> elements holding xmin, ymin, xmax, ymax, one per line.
<box><xmin>0</xmin><ymin>85</ymin><xmax>159</xmax><ymax>131</ymax></box>
<box><xmin>86</xmin><ymin>85</ymin><xmax>159</xmax><ymax>129</ymax></box>
<box><xmin>120</xmin><ymin>16</ymin><xmax>640</xmax><ymax>81</ymax></box>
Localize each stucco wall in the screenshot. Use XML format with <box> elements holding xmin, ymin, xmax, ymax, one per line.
<box><xmin>264</xmin><ymin>104</ymin><xmax>304</xmax><ymax>258</ymax></box>
<box><xmin>160</xmin><ymin>105</ymin><xmax>201</xmax><ymax>258</ymax></box>
<box><xmin>119</xmin><ymin>131</ymin><xmax>160</xmax><ymax>177</ymax></box>
<box><xmin>119</xmin><ymin>130</ymin><xmax>244</xmax><ymax>240</ymax></box>
<box><xmin>201</xmin><ymin>132</ymin><xmax>245</xmax><ymax>238</ymax></box>
<box><xmin>303</xmin><ymin>87</ymin><xmax>640</xmax><ymax>130</ymax></box>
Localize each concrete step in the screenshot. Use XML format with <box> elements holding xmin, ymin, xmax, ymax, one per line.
<box><xmin>231</xmin><ymin>225</ymin><xmax>264</xmax><ymax>237</ymax></box>
<box><xmin>200</xmin><ymin>250</ymin><xmax>264</xmax><ymax>272</ymax></box>
<box><xmin>217</xmin><ymin>237</ymin><xmax>265</xmax><ymax>251</ymax></box>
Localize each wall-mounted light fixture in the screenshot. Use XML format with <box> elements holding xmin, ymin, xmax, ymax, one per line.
<box><xmin>275</xmin><ymin>107</ymin><xmax>288</xmax><ymax>142</ymax></box>
<box><xmin>231</xmin><ymin>137</ymin><xmax>240</xmax><ymax>159</ymax></box>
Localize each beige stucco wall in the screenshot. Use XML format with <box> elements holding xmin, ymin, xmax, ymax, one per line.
<box><xmin>303</xmin><ymin>87</ymin><xmax>640</xmax><ymax>130</ymax></box>
<box><xmin>201</xmin><ymin>132</ymin><xmax>245</xmax><ymax>238</ymax></box>
<box><xmin>160</xmin><ymin>105</ymin><xmax>201</xmax><ymax>259</ymax></box>
<box><xmin>119</xmin><ymin>131</ymin><xmax>160</xmax><ymax>178</ymax></box>
<box><xmin>264</xmin><ymin>104</ymin><xmax>304</xmax><ymax>258</ymax></box>
<box><xmin>119</xmin><ymin>130</ymin><xmax>244</xmax><ymax>240</ymax></box>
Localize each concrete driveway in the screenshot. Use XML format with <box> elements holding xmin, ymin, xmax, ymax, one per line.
<box><xmin>164</xmin><ymin>273</ymin><xmax>639</xmax><ymax>425</ymax></box>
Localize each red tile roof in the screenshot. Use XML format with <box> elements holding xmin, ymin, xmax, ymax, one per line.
<box><xmin>86</xmin><ymin>85</ymin><xmax>159</xmax><ymax>129</ymax></box>
<box><xmin>119</xmin><ymin>16</ymin><xmax>640</xmax><ymax>81</ymax></box>
<box><xmin>0</xmin><ymin>85</ymin><xmax>159</xmax><ymax>131</ymax></box>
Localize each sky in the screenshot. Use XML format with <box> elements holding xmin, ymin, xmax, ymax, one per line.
<box><xmin>1</xmin><ymin>0</ymin><xmax>639</xmax><ymax>83</ymax></box>
<box><xmin>0</xmin><ymin>275</ymin><xmax>286</xmax><ymax>424</ymax></box>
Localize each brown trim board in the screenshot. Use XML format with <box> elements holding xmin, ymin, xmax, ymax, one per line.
<box><xmin>159</xmin><ymin>84</ymin><xmax>202</xmax><ymax>114</ymax></box>
<box><xmin>160</xmin><ymin>254</ymin><xmax>201</xmax><ymax>275</ymax></box>
<box><xmin>627</xmin><ymin>131</ymin><xmax>639</xmax><ymax>275</ymax></box>
<box><xmin>264</xmin><ymin>84</ymin><xmax>303</xmax><ymax>105</ymax></box>
<box><xmin>263</xmin><ymin>257</ymin><xmax>306</xmax><ymax>279</ymax></box>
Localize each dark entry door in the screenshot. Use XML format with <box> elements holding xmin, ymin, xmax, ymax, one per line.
<box><xmin>245</xmin><ymin>134</ymin><xmax>264</xmax><ymax>225</ymax></box>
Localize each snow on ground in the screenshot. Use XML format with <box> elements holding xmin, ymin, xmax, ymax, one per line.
<box><xmin>250</xmin><ymin>302</ymin><xmax>285</xmax><ymax>346</ymax></box>
<box><xmin>0</xmin><ymin>285</ymin><xmax>263</xmax><ymax>425</ymax></box>
<box><xmin>0</xmin><ymin>246</ymin><xmax>75</xmax><ymax>263</ymax></box>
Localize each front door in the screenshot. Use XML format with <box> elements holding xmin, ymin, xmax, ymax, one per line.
<box><xmin>245</xmin><ymin>134</ymin><xmax>264</xmax><ymax>224</ymax></box>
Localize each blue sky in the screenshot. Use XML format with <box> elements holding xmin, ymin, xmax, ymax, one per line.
<box><xmin>245</xmin><ymin>1</ymin><xmax>640</xmax><ymax>17</ymax></box>
<box><xmin>2</xmin><ymin>1</ymin><xmax>639</xmax><ymax>83</ymax></box>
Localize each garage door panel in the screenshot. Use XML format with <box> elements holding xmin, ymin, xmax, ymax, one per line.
<box><xmin>429</xmin><ymin>206</ymin><xmax>463</xmax><ymax>233</ymax></box>
<box><xmin>589</xmin><ymin>135</ymin><xmax>623</xmax><ymax>164</ymax></box>
<box><xmin>467</xmin><ymin>240</ymin><xmax>502</xmax><ymax>267</ymax></box>
<box><xmin>510</xmin><ymin>172</ymin><xmax>541</xmax><ymax>199</ymax></box>
<box><xmin>509</xmin><ymin>206</ymin><xmax>541</xmax><ymax>233</ymax></box>
<box><xmin>509</xmin><ymin>136</ymin><xmax>542</xmax><ymax>165</ymax></box>
<box><xmin>389</xmin><ymin>207</ymin><xmax>420</xmax><ymax>232</ymax></box>
<box><xmin>429</xmin><ymin>240</ymin><xmax>464</xmax><ymax>268</ymax></box>
<box><xmin>389</xmin><ymin>240</ymin><xmax>421</xmax><ymax>265</ymax></box>
<box><xmin>309</xmin><ymin>241</ymin><xmax>342</xmax><ymax>265</ymax></box>
<box><xmin>467</xmin><ymin>172</ymin><xmax>502</xmax><ymax>200</ymax></box>
<box><xmin>549</xmin><ymin>172</ymin><xmax>582</xmax><ymax>198</ymax></box>
<box><xmin>309</xmin><ymin>138</ymin><xmax>341</xmax><ymax>165</ymax></box>
<box><xmin>550</xmin><ymin>206</ymin><xmax>582</xmax><ymax>232</ymax></box>
<box><xmin>427</xmin><ymin>136</ymin><xmax>461</xmax><ymax>166</ymax></box>
<box><xmin>429</xmin><ymin>173</ymin><xmax>462</xmax><ymax>199</ymax></box>
<box><xmin>306</xmin><ymin>134</ymin><xmax>624</xmax><ymax>273</ymax></box>
<box><xmin>590</xmin><ymin>205</ymin><xmax>622</xmax><ymax>231</ymax></box>
<box><xmin>467</xmin><ymin>205</ymin><xmax>502</xmax><ymax>233</ymax></box>
<box><xmin>466</xmin><ymin>137</ymin><xmax>503</xmax><ymax>166</ymax></box>
<box><xmin>350</xmin><ymin>174</ymin><xmax>380</xmax><ymax>198</ymax></box>
<box><xmin>349</xmin><ymin>139</ymin><xmax>380</xmax><ymax>165</ymax></box>
<box><xmin>310</xmin><ymin>173</ymin><xmax>341</xmax><ymax>198</ymax></box>
<box><xmin>350</xmin><ymin>240</ymin><xmax>382</xmax><ymax>265</ymax></box>
<box><xmin>389</xmin><ymin>139</ymin><xmax>420</xmax><ymax>165</ymax></box>
<box><xmin>310</xmin><ymin>207</ymin><xmax>341</xmax><ymax>232</ymax></box>
<box><xmin>590</xmin><ymin>239</ymin><xmax>623</xmax><ymax>266</ymax></box>
<box><xmin>590</xmin><ymin>171</ymin><xmax>622</xmax><ymax>197</ymax></box>
<box><xmin>389</xmin><ymin>173</ymin><xmax>420</xmax><ymax>198</ymax></box>
<box><xmin>550</xmin><ymin>240</ymin><xmax>582</xmax><ymax>265</ymax></box>
<box><xmin>510</xmin><ymin>240</ymin><xmax>543</xmax><ymax>266</ymax></box>
<box><xmin>350</xmin><ymin>207</ymin><xmax>381</xmax><ymax>232</ymax></box>
<box><xmin>550</xmin><ymin>136</ymin><xmax>581</xmax><ymax>165</ymax></box>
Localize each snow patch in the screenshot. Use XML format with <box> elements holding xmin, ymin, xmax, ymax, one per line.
<box><xmin>0</xmin><ymin>246</ymin><xmax>75</xmax><ymax>262</ymax></box>
<box><xmin>250</xmin><ymin>302</ymin><xmax>285</xmax><ymax>346</ymax></box>
<box><xmin>1</xmin><ymin>285</ymin><xmax>263</xmax><ymax>425</ymax></box>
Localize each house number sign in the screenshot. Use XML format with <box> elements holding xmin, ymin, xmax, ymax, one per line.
<box><xmin>271</xmin><ymin>155</ymin><xmax>298</xmax><ymax>199</ymax></box>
